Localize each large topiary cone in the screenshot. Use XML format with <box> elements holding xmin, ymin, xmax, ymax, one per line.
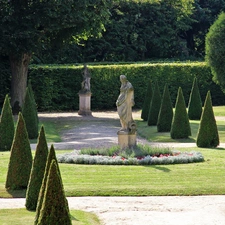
<box><xmin>141</xmin><ymin>80</ymin><xmax>153</xmax><ymax>121</ymax></box>
<box><xmin>5</xmin><ymin>112</ymin><xmax>32</xmax><ymax>190</ymax></box>
<box><xmin>26</xmin><ymin>126</ymin><xmax>49</xmax><ymax>211</ymax></box>
<box><xmin>170</xmin><ymin>87</ymin><xmax>191</xmax><ymax>139</ymax></box>
<box><xmin>157</xmin><ymin>84</ymin><xmax>173</xmax><ymax>132</ymax></box>
<box><xmin>188</xmin><ymin>77</ymin><xmax>202</xmax><ymax>120</ymax></box>
<box><xmin>22</xmin><ymin>87</ymin><xmax>38</xmax><ymax>139</ymax></box>
<box><xmin>0</xmin><ymin>94</ymin><xmax>15</xmax><ymax>151</ymax></box>
<box><xmin>147</xmin><ymin>81</ymin><xmax>161</xmax><ymax>126</ymax></box>
<box><xmin>36</xmin><ymin>160</ymin><xmax>72</xmax><ymax>225</ymax></box>
<box><xmin>196</xmin><ymin>91</ymin><xmax>219</xmax><ymax>148</ymax></box>
<box><xmin>34</xmin><ymin>144</ymin><xmax>61</xmax><ymax>225</ymax></box>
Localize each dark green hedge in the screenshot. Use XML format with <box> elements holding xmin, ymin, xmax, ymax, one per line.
<box><xmin>26</xmin><ymin>62</ymin><xmax>225</xmax><ymax>111</ymax></box>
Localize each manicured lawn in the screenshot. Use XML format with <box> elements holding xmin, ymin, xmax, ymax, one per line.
<box><xmin>0</xmin><ymin>209</ymin><xmax>100</xmax><ymax>225</ymax></box>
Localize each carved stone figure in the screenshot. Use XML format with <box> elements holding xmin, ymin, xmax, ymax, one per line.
<box><xmin>80</xmin><ymin>64</ymin><xmax>91</xmax><ymax>93</ymax></box>
<box><xmin>116</xmin><ymin>75</ymin><xmax>136</xmax><ymax>134</ymax></box>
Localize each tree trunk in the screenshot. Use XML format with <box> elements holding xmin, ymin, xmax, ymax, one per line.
<box><xmin>9</xmin><ymin>53</ymin><xmax>32</xmax><ymax>114</ymax></box>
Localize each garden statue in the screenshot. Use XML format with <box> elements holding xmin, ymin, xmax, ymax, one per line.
<box><xmin>80</xmin><ymin>64</ymin><xmax>91</xmax><ymax>93</ymax></box>
<box><xmin>116</xmin><ymin>75</ymin><xmax>136</xmax><ymax>135</ymax></box>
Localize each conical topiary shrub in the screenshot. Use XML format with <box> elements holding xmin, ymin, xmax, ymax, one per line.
<box><xmin>196</xmin><ymin>91</ymin><xmax>219</xmax><ymax>148</ymax></box>
<box><xmin>34</xmin><ymin>144</ymin><xmax>60</xmax><ymax>225</ymax></box>
<box><xmin>0</xmin><ymin>94</ymin><xmax>15</xmax><ymax>151</ymax></box>
<box><xmin>141</xmin><ymin>80</ymin><xmax>153</xmax><ymax>121</ymax></box>
<box><xmin>170</xmin><ymin>87</ymin><xmax>191</xmax><ymax>139</ymax></box>
<box><xmin>22</xmin><ymin>87</ymin><xmax>38</xmax><ymax>139</ymax></box>
<box><xmin>5</xmin><ymin>112</ymin><xmax>32</xmax><ymax>190</ymax></box>
<box><xmin>157</xmin><ymin>84</ymin><xmax>173</xmax><ymax>132</ymax></box>
<box><xmin>35</xmin><ymin>160</ymin><xmax>72</xmax><ymax>225</ymax></box>
<box><xmin>188</xmin><ymin>77</ymin><xmax>202</xmax><ymax>120</ymax></box>
<box><xmin>26</xmin><ymin>126</ymin><xmax>49</xmax><ymax>211</ymax></box>
<box><xmin>147</xmin><ymin>81</ymin><xmax>161</xmax><ymax>126</ymax></box>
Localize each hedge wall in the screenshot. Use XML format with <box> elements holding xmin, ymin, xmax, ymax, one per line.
<box><xmin>1</xmin><ymin>62</ymin><xmax>225</xmax><ymax>112</ymax></box>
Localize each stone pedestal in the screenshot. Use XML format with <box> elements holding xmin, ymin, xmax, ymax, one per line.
<box><xmin>78</xmin><ymin>92</ymin><xmax>92</xmax><ymax>116</ymax></box>
<box><xmin>117</xmin><ymin>131</ymin><xmax>137</xmax><ymax>149</ymax></box>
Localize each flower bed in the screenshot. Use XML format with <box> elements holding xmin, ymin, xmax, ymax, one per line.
<box><xmin>57</xmin><ymin>150</ymin><xmax>204</xmax><ymax>165</ymax></box>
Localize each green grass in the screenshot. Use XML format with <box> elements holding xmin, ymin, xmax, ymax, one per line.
<box><xmin>0</xmin><ymin>209</ymin><xmax>100</xmax><ymax>225</ymax></box>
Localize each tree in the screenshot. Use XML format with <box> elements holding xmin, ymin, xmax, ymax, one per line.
<box><xmin>188</xmin><ymin>77</ymin><xmax>202</xmax><ymax>120</ymax></box>
<box><xmin>205</xmin><ymin>12</ymin><xmax>225</xmax><ymax>92</ymax></box>
<box><xmin>141</xmin><ymin>80</ymin><xmax>153</xmax><ymax>121</ymax></box>
<box><xmin>36</xmin><ymin>160</ymin><xmax>72</xmax><ymax>225</ymax></box>
<box><xmin>0</xmin><ymin>0</ymin><xmax>111</xmax><ymax>113</ymax></box>
<box><xmin>0</xmin><ymin>94</ymin><xmax>14</xmax><ymax>150</ymax></box>
<box><xmin>5</xmin><ymin>112</ymin><xmax>32</xmax><ymax>190</ymax></box>
<box><xmin>26</xmin><ymin>126</ymin><xmax>48</xmax><ymax>211</ymax></box>
<box><xmin>157</xmin><ymin>84</ymin><xmax>173</xmax><ymax>132</ymax></box>
<box><xmin>22</xmin><ymin>87</ymin><xmax>38</xmax><ymax>139</ymax></box>
<box><xmin>170</xmin><ymin>87</ymin><xmax>191</xmax><ymax>139</ymax></box>
<box><xmin>34</xmin><ymin>144</ymin><xmax>59</xmax><ymax>225</ymax></box>
<box><xmin>196</xmin><ymin>91</ymin><xmax>219</xmax><ymax>148</ymax></box>
<box><xmin>147</xmin><ymin>81</ymin><xmax>161</xmax><ymax>126</ymax></box>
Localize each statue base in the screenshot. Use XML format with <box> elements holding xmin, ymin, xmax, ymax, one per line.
<box><xmin>78</xmin><ymin>92</ymin><xmax>92</xmax><ymax>116</ymax></box>
<box><xmin>117</xmin><ymin>131</ymin><xmax>137</xmax><ymax>149</ymax></box>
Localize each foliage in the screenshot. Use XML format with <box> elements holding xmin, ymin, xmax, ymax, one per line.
<box><xmin>170</xmin><ymin>87</ymin><xmax>191</xmax><ymax>139</ymax></box>
<box><xmin>36</xmin><ymin>160</ymin><xmax>72</xmax><ymax>225</ymax></box>
<box><xmin>35</xmin><ymin>145</ymin><xmax>60</xmax><ymax>225</ymax></box>
<box><xmin>141</xmin><ymin>80</ymin><xmax>153</xmax><ymax>121</ymax></box>
<box><xmin>157</xmin><ymin>84</ymin><xmax>173</xmax><ymax>132</ymax></box>
<box><xmin>147</xmin><ymin>81</ymin><xmax>161</xmax><ymax>126</ymax></box>
<box><xmin>0</xmin><ymin>94</ymin><xmax>14</xmax><ymax>151</ymax></box>
<box><xmin>5</xmin><ymin>112</ymin><xmax>32</xmax><ymax>190</ymax></box>
<box><xmin>26</xmin><ymin>126</ymin><xmax>49</xmax><ymax>211</ymax></box>
<box><xmin>205</xmin><ymin>12</ymin><xmax>225</xmax><ymax>92</ymax></box>
<box><xmin>196</xmin><ymin>91</ymin><xmax>219</xmax><ymax>148</ymax></box>
<box><xmin>22</xmin><ymin>87</ymin><xmax>39</xmax><ymax>139</ymax></box>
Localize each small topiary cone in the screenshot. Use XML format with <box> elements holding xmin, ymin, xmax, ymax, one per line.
<box><xmin>141</xmin><ymin>80</ymin><xmax>153</xmax><ymax>121</ymax></box>
<box><xmin>26</xmin><ymin>126</ymin><xmax>49</xmax><ymax>211</ymax></box>
<box><xmin>157</xmin><ymin>84</ymin><xmax>173</xmax><ymax>132</ymax></box>
<box><xmin>196</xmin><ymin>91</ymin><xmax>219</xmax><ymax>148</ymax></box>
<box><xmin>5</xmin><ymin>112</ymin><xmax>32</xmax><ymax>190</ymax></box>
<box><xmin>36</xmin><ymin>160</ymin><xmax>72</xmax><ymax>225</ymax></box>
<box><xmin>170</xmin><ymin>87</ymin><xmax>191</xmax><ymax>139</ymax></box>
<box><xmin>188</xmin><ymin>77</ymin><xmax>202</xmax><ymax>120</ymax></box>
<box><xmin>0</xmin><ymin>94</ymin><xmax>15</xmax><ymax>150</ymax></box>
<box><xmin>147</xmin><ymin>81</ymin><xmax>161</xmax><ymax>126</ymax></box>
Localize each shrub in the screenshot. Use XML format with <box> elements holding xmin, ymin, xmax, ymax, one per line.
<box><xmin>0</xmin><ymin>94</ymin><xmax>15</xmax><ymax>151</ymax></box>
<box><xmin>170</xmin><ymin>87</ymin><xmax>191</xmax><ymax>139</ymax></box>
<box><xmin>36</xmin><ymin>160</ymin><xmax>71</xmax><ymax>225</ymax></box>
<box><xmin>26</xmin><ymin>126</ymin><xmax>49</xmax><ymax>211</ymax></box>
<box><xmin>5</xmin><ymin>112</ymin><xmax>32</xmax><ymax>190</ymax></box>
<box><xmin>188</xmin><ymin>77</ymin><xmax>202</xmax><ymax>120</ymax></box>
<box><xmin>141</xmin><ymin>80</ymin><xmax>153</xmax><ymax>121</ymax></box>
<box><xmin>157</xmin><ymin>84</ymin><xmax>173</xmax><ymax>132</ymax></box>
<box><xmin>147</xmin><ymin>81</ymin><xmax>161</xmax><ymax>126</ymax></box>
<box><xmin>22</xmin><ymin>86</ymin><xmax>39</xmax><ymax>139</ymax></box>
<box><xmin>205</xmin><ymin>12</ymin><xmax>225</xmax><ymax>92</ymax></box>
<box><xmin>196</xmin><ymin>91</ymin><xmax>219</xmax><ymax>148</ymax></box>
<box><xmin>34</xmin><ymin>144</ymin><xmax>60</xmax><ymax>225</ymax></box>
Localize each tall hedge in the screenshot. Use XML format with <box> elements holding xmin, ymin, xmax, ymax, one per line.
<box><xmin>5</xmin><ymin>112</ymin><xmax>32</xmax><ymax>190</ymax></box>
<box><xmin>35</xmin><ymin>144</ymin><xmax>59</xmax><ymax>225</ymax></box>
<box><xmin>141</xmin><ymin>80</ymin><xmax>153</xmax><ymax>121</ymax></box>
<box><xmin>147</xmin><ymin>81</ymin><xmax>161</xmax><ymax>126</ymax></box>
<box><xmin>170</xmin><ymin>87</ymin><xmax>191</xmax><ymax>139</ymax></box>
<box><xmin>157</xmin><ymin>84</ymin><xmax>173</xmax><ymax>132</ymax></box>
<box><xmin>188</xmin><ymin>77</ymin><xmax>202</xmax><ymax>120</ymax></box>
<box><xmin>196</xmin><ymin>91</ymin><xmax>219</xmax><ymax>148</ymax></box>
<box><xmin>22</xmin><ymin>87</ymin><xmax>39</xmax><ymax>139</ymax></box>
<box><xmin>26</xmin><ymin>126</ymin><xmax>49</xmax><ymax>211</ymax></box>
<box><xmin>36</xmin><ymin>160</ymin><xmax>72</xmax><ymax>225</ymax></box>
<box><xmin>0</xmin><ymin>94</ymin><xmax>15</xmax><ymax>151</ymax></box>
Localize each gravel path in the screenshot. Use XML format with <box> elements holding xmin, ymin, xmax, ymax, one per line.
<box><xmin>2</xmin><ymin>111</ymin><xmax>225</xmax><ymax>225</ymax></box>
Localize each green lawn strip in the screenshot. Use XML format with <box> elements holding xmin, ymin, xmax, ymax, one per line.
<box><xmin>0</xmin><ymin>208</ymin><xmax>100</xmax><ymax>225</ymax></box>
